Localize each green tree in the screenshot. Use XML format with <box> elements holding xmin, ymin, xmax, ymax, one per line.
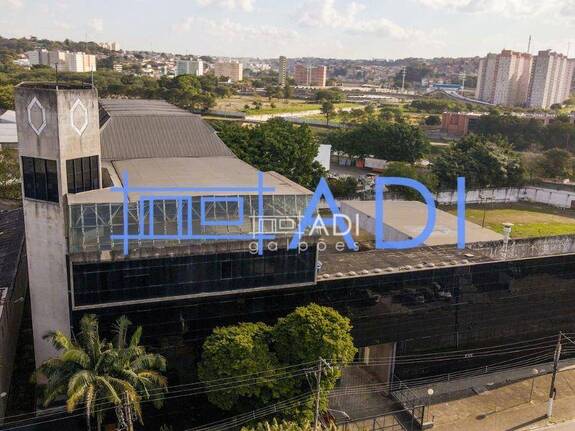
<box><xmin>0</xmin><ymin>149</ymin><xmax>20</xmax><ymax>199</ymax></box>
<box><xmin>35</xmin><ymin>315</ymin><xmax>167</xmax><ymax>431</ymax></box>
<box><xmin>0</xmin><ymin>85</ymin><xmax>14</xmax><ymax>110</ymax></box>
<box><xmin>198</xmin><ymin>305</ymin><xmax>356</xmax><ymax>421</ymax></box>
<box><xmin>382</xmin><ymin>162</ymin><xmax>438</xmax><ymax>200</ymax></box>
<box><xmin>272</xmin><ymin>304</ymin><xmax>357</xmax><ymax>419</ymax></box>
<box><xmin>283</xmin><ymin>84</ymin><xmax>293</xmax><ymax>101</ymax></box>
<box><xmin>321</xmin><ymin>100</ymin><xmax>335</xmax><ymax>125</ymax></box>
<box><xmin>242</xmin><ymin>419</ymin><xmax>315</xmax><ymax>431</ymax></box>
<box><xmin>327</xmin><ymin>176</ymin><xmax>359</xmax><ymax>198</ymax></box>
<box><xmin>432</xmin><ymin>134</ymin><xmax>525</xmax><ymax>188</ymax></box>
<box><xmin>198</xmin><ymin>322</ymin><xmax>292</xmax><ymax>412</ymax></box>
<box><xmin>537</xmin><ymin>148</ymin><xmax>573</xmax><ymax>178</ymax></box>
<box><xmin>241</xmin><ymin>419</ymin><xmax>338</xmax><ymax>431</ymax></box>
<box><xmin>424</xmin><ymin>115</ymin><xmax>441</xmax><ymax>126</ymax></box>
<box><xmin>327</xmin><ymin>120</ymin><xmax>429</xmax><ymax>163</ymax></box>
<box><xmin>314</xmin><ymin>88</ymin><xmax>345</xmax><ymax>103</ymax></box>
<box><xmin>214</xmin><ymin>119</ymin><xmax>326</xmax><ymax>188</ymax></box>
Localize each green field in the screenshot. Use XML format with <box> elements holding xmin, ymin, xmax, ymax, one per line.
<box><xmin>214</xmin><ymin>95</ymin><xmax>358</xmax><ymax>115</ymax></box>
<box><xmin>446</xmin><ymin>203</ymin><xmax>575</xmax><ymax>238</ymax></box>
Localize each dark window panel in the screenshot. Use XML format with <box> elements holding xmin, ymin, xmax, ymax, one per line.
<box><xmin>46</xmin><ymin>160</ymin><xmax>59</xmax><ymax>202</ymax></box>
<box><xmin>33</xmin><ymin>158</ymin><xmax>47</xmax><ymax>200</ymax></box>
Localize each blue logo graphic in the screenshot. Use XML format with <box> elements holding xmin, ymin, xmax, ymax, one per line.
<box><xmin>111</xmin><ymin>173</ymin><xmax>467</xmax><ymax>255</ymax></box>
<box><xmin>111</xmin><ymin>171</ymin><xmax>275</xmax><ymax>255</ymax></box>
<box><xmin>288</xmin><ymin>177</ymin><xmax>355</xmax><ymax>250</ymax></box>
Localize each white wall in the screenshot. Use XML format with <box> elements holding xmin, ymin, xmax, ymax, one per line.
<box><xmin>315</xmin><ymin>144</ymin><xmax>331</xmax><ymax>171</ymax></box>
<box><xmin>436</xmin><ymin>187</ymin><xmax>575</xmax><ymax>209</ymax></box>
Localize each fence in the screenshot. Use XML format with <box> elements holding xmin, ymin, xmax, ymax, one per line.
<box><xmin>436</xmin><ymin>186</ymin><xmax>575</xmax><ymax>209</ymax></box>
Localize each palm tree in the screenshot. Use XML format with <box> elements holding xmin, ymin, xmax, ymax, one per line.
<box><xmin>35</xmin><ymin>314</ymin><xmax>167</xmax><ymax>431</ymax></box>
<box><xmin>112</xmin><ymin>316</ymin><xmax>168</xmax><ymax>431</ymax></box>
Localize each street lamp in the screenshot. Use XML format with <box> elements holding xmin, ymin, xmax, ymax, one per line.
<box><xmin>529</xmin><ymin>369</ymin><xmax>539</xmax><ymax>403</ymax></box>
<box><xmin>426</xmin><ymin>388</ymin><xmax>435</xmax><ymax>424</ymax></box>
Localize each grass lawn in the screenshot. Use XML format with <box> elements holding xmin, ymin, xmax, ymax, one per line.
<box><xmin>213</xmin><ymin>95</ymin><xmax>358</xmax><ymax>115</ymax></box>
<box><xmin>446</xmin><ymin>202</ymin><xmax>575</xmax><ymax>238</ymax></box>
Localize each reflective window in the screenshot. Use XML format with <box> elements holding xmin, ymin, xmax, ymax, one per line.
<box><xmin>21</xmin><ymin>156</ymin><xmax>59</xmax><ymax>203</ymax></box>
<box><xmin>66</xmin><ymin>155</ymin><xmax>99</xmax><ymax>194</ymax></box>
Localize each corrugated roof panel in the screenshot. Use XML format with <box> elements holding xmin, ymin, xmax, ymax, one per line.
<box><xmin>98</xmin><ymin>99</ymin><xmax>235</xmax><ymax>160</ymax></box>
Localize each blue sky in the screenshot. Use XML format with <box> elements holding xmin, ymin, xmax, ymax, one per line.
<box><xmin>0</xmin><ymin>0</ymin><xmax>573</xmax><ymax>58</ymax></box>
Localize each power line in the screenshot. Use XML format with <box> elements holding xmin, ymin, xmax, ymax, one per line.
<box><xmin>4</xmin><ymin>334</ymin><xmax>573</xmax><ymax>428</ymax></box>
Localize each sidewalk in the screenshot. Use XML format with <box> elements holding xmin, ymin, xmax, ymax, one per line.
<box><xmin>429</xmin><ymin>366</ymin><xmax>575</xmax><ymax>431</ymax></box>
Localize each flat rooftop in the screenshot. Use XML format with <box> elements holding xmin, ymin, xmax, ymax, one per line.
<box><xmin>67</xmin><ymin>156</ymin><xmax>311</xmax><ymax>204</ymax></box>
<box><xmin>317</xmin><ymin>234</ymin><xmax>575</xmax><ymax>281</ymax></box>
<box><xmin>340</xmin><ymin>200</ymin><xmax>503</xmax><ymax>246</ymax></box>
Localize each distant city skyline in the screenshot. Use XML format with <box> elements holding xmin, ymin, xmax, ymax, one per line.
<box><xmin>0</xmin><ymin>0</ymin><xmax>574</xmax><ymax>59</ymax></box>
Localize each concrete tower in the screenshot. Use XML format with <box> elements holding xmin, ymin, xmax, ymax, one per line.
<box><xmin>14</xmin><ymin>83</ymin><xmax>101</xmax><ymax>366</ymax></box>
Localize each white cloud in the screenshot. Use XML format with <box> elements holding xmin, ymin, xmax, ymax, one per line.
<box><xmin>2</xmin><ymin>0</ymin><xmax>23</xmax><ymax>9</ymax></box>
<box><xmin>414</xmin><ymin>0</ymin><xmax>559</xmax><ymax>16</ymax></box>
<box><xmin>174</xmin><ymin>17</ymin><xmax>298</xmax><ymax>42</ymax></box>
<box><xmin>89</xmin><ymin>17</ymin><xmax>104</xmax><ymax>32</ymax></box>
<box><xmin>195</xmin><ymin>0</ymin><xmax>255</xmax><ymax>12</ymax></box>
<box><xmin>297</xmin><ymin>0</ymin><xmax>432</xmax><ymax>42</ymax></box>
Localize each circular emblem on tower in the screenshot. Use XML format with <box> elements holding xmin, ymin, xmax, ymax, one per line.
<box><xmin>27</xmin><ymin>97</ymin><xmax>47</xmax><ymax>136</ymax></box>
<box><xmin>70</xmin><ymin>98</ymin><xmax>88</xmax><ymax>136</ymax></box>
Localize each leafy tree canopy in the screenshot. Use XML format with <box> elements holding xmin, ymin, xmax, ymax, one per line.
<box><xmin>214</xmin><ymin>119</ymin><xmax>326</xmax><ymax>189</ymax></box>
<box><xmin>198</xmin><ymin>304</ymin><xmax>357</xmax><ymax>421</ymax></box>
<box><xmin>382</xmin><ymin>162</ymin><xmax>438</xmax><ymax>200</ymax></box>
<box><xmin>432</xmin><ymin>134</ymin><xmax>525</xmax><ymax>189</ymax></box>
<box><xmin>326</xmin><ymin>119</ymin><xmax>430</xmax><ymax>163</ymax></box>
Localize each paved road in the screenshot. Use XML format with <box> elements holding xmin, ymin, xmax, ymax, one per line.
<box><xmin>539</xmin><ymin>422</ymin><xmax>575</xmax><ymax>431</ymax></box>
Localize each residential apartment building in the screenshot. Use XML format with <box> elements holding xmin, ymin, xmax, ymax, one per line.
<box><xmin>278</xmin><ymin>56</ymin><xmax>288</xmax><ymax>86</ymax></box>
<box><xmin>214</xmin><ymin>61</ymin><xmax>243</xmax><ymax>82</ymax></box>
<box><xmin>294</xmin><ymin>64</ymin><xmax>327</xmax><ymax>87</ymax></box>
<box><xmin>176</xmin><ymin>59</ymin><xmax>204</xmax><ymax>77</ymax></box>
<box><xmin>99</xmin><ymin>41</ymin><xmax>121</xmax><ymax>51</ymax></box>
<box><xmin>527</xmin><ymin>50</ymin><xmax>575</xmax><ymax>109</ymax></box>
<box><xmin>475</xmin><ymin>50</ymin><xmax>532</xmax><ymax>106</ymax></box>
<box><xmin>25</xmin><ymin>49</ymin><xmax>96</xmax><ymax>72</ymax></box>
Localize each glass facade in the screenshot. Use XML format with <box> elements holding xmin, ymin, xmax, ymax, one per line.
<box><xmin>68</xmin><ymin>194</ymin><xmax>311</xmax><ymax>254</ymax></box>
<box><xmin>71</xmin><ymin>246</ymin><xmax>317</xmax><ymax>307</ymax></box>
<box><xmin>72</xmin><ymin>252</ymin><xmax>575</xmax><ymax>358</ymax></box>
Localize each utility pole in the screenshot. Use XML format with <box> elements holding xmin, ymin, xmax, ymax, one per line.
<box><xmin>401</xmin><ymin>66</ymin><xmax>407</xmax><ymax>92</ymax></box>
<box><xmin>547</xmin><ymin>333</ymin><xmax>562</xmax><ymax>418</ymax></box>
<box><xmin>527</xmin><ymin>35</ymin><xmax>532</xmax><ymax>54</ymax></box>
<box><xmin>314</xmin><ymin>357</ymin><xmax>323</xmax><ymax>431</ymax></box>
<box><xmin>55</xmin><ymin>62</ymin><xmax>59</xmax><ymax>90</ymax></box>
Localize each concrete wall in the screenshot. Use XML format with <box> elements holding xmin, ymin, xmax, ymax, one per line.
<box><xmin>436</xmin><ymin>187</ymin><xmax>575</xmax><ymax>209</ymax></box>
<box><xmin>470</xmin><ymin>235</ymin><xmax>575</xmax><ymax>260</ymax></box>
<box><xmin>15</xmin><ymin>85</ymin><xmax>101</xmax><ymax>367</ymax></box>
<box><xmin>315</xmin><ymin>144</ymin><xmax>331</xmax><ymax>171</ymax></box>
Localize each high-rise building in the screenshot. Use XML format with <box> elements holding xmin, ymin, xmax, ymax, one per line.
<box><xmin>527</xmin><ymin>50</ymin><xmax>575</xmax><ymax>109</ymax></box>
<box><xmin>294</xmin><ymin>64</ymin><xmax>309</xmax><ymax>86</ymax></box>
<box><xmin>475</xmin><ymin>50</ymin><xmax>532</xmax><ymax>106</ymax></box>
<box><xmin>214</xmin><ymin>61</ymin><xmax>243</xmax><ymax>82</ymax></box>
<box><xmin>310</xmin><ymin>65</ymin><xmax>327</xmax><ymax>87</ymax></box>
<box><xmin>25</xmin><ymin>50</ymin><xmax>96</xmax><ymax>72</ymax></box>
<box><xmin>99</xmin><ymin>41</ymin><xmax>121</xmax><ymax>51</ymax></box>
<box><xmin>176</xmin><ymin>59</ymin><xmax>204</xmax><ymax>77</ymax></box>
<box><xmin>278</xmin><ymin>56</ymin><xmax>288</xmax><ymax>86</ymax></box>
<box><xmin>293</xmin><ymin>64</ymin><xmax>327</xmax><ymax>87</ymax></box>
